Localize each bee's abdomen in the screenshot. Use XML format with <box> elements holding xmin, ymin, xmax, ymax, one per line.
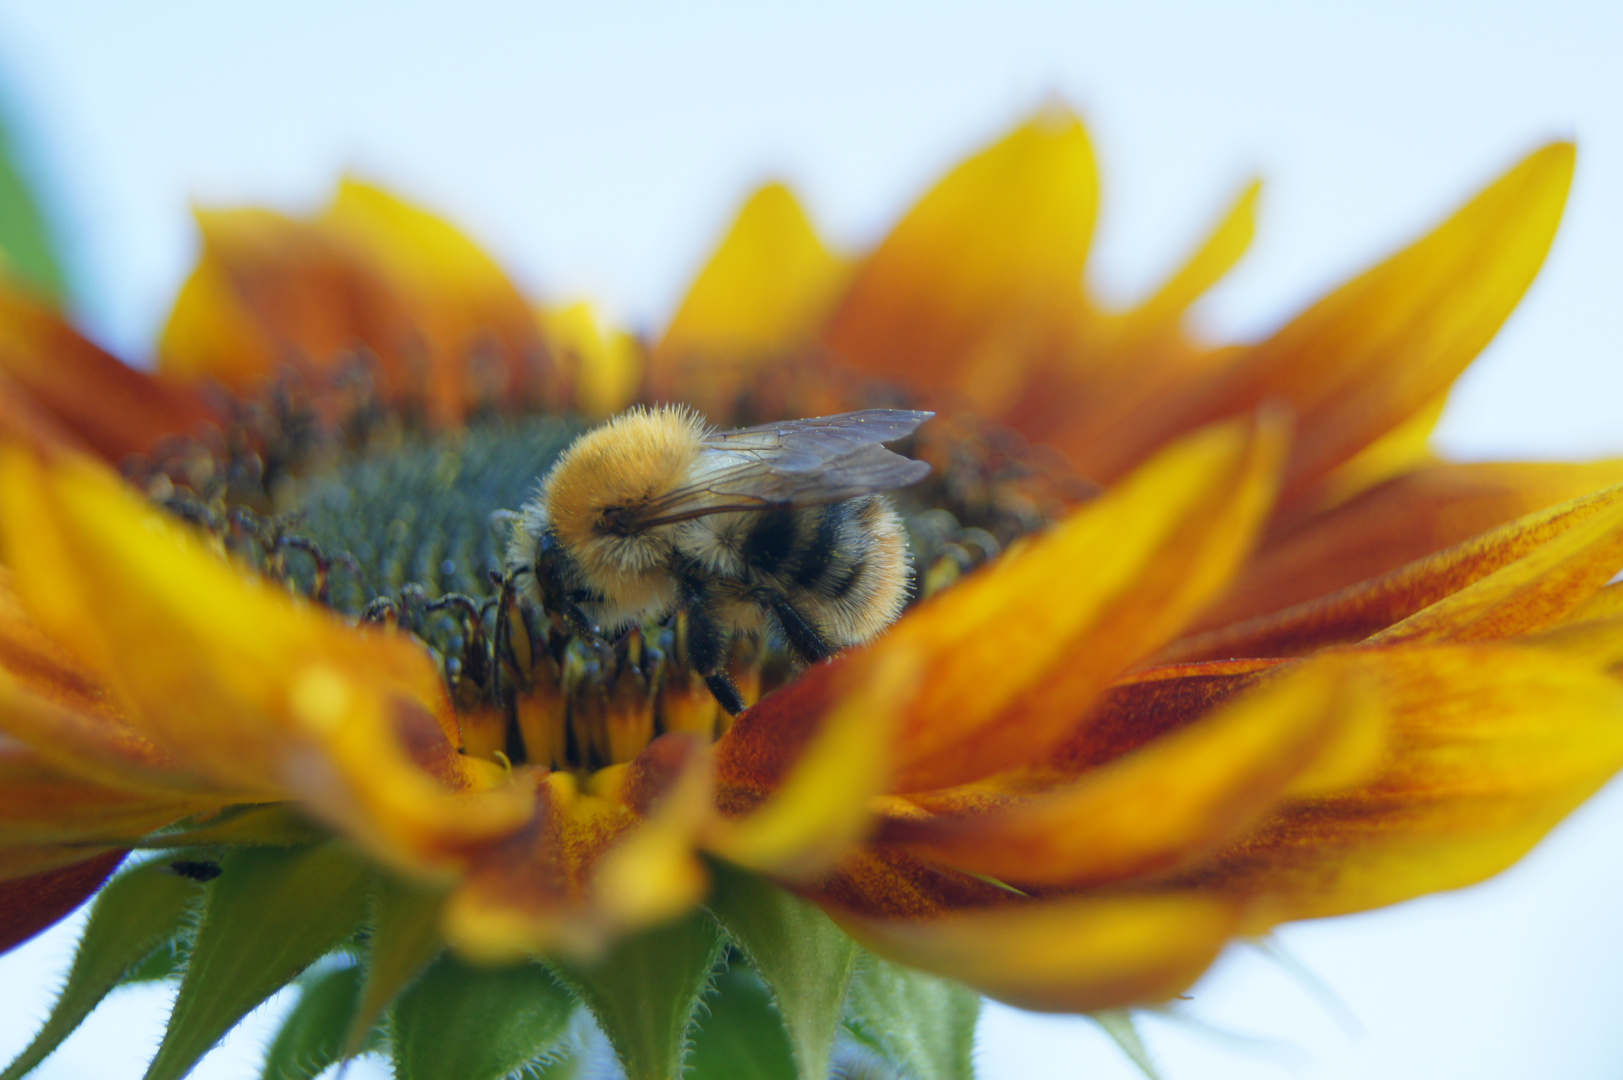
<box><xmin>740</xmin><ymin>497</ymin><xmax>908</xmax><ymax>646</ymax></box>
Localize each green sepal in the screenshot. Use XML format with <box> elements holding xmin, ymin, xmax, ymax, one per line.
<box><xmin>547</xmin><ymin>912</ymin><xmax>728</xmax><ymax>1080</ymax></box>
<box><xmin>143</xmin><ymin>842</ymin><xmax>372</xmax><ymax>1080</ymax></box>
<box><xmin>345</xmin><ymin>871</ymin><xmax>447</xmax><ymax>1055</ymax></box>
<box><xmin>0</xmin><ymin>100</ymin><xmax>69</xmax><ymax>303</ymax></box>
<box><xmin>704</xmin><ymin>860</ymin><xmax>857</xmax><ymax>1080</ymax></box>
<box><xmin>1</xmin><ymin>857</ymin><xmax>206</xmax><ymax>1080</ymax></box>
<box><xmin>1093</xmin><ymin>1011</ymin><xmax>1162</xmax><ymax>1080</ymax></box>
<box><xmin>843</xmin><ymin>950</ymin><xmax>980</xmax><ymax>1080</ymax></box>
<box><xmin>261</xmin><ymin>962</ymin><xmax>376</xmax><ymax>1080</ymax></box>
<box><xmin>390</xmin><ymin>954</ymin><xmax>577</xmax><ymax>1080</ymax></box>
<box><xmin>686</xmin><ymin>963</ymin><xmax>797</xmax><ymax>1080</ymax></box>
<box><xmin>122</xmin><ymin>936</ymin><xmax>190</xmax><ymax>985</ymax></box>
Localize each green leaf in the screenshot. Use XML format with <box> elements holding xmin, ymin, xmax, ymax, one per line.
<box><xmin>705</xmin><ymin>860</ymin><xmax>857</xmax><ymax>1080</ymax></box>
<box><xmin>686</xmin><ymin>963</ymin><xmax>797</xmax><ymax>1080</ymax></box>
<box><xmin>843</xmin><ymin>950</ymin><xmax>980</xmax><ymax>1080</ymax></box>
<box><xmin>346</xmin><ymin>871</ymin><xmax>447</xmax><ymax>1055</ymax></box>
<box><xmin>547</xmin><ymin>912</ymin><xmax>728</xmax><ymax>1080</ymax></box>
<box><xmin>143</xmin><ymin>843</ymin><xmax>372</xmax><ymax>1080</ymax></box>
<box><xmin>0</xmin><ymin>102</ymin><xmax>68</xmax><ymax>303</ymax></box>
<box><xmin>390</xmin><ymin>954</ymin><xmax>576</xmax><ymax>1080</ymax></box>
<box><xmin>261</xmin><ymin>963</ymin><xmax>368</xmax><ymax>1080</ymax></box>
<box><xmin>1092</xmin><ymin>1011</ymin><xmax>1161</xmax><ymax>1080</ymax></box>
<box><xmin>1</xmin><ymin>858</ymin><xmax>205</xmax><ymax>1080</ymax></box>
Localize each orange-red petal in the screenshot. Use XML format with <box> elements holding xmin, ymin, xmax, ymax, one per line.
<box><xmin>1162</xmin><ymin>480</ymin><xmax>1623</xmax><ymax>662</ymax></box>
<box><xmin>874</xmin><ymin>413</ymin><xmax>1285</xmax><ymax>791</ymax></box>
<box><xmin>0</xmin><ymin>289</ymin><xmax>213</xmax><ymax>460</ymax></box>
<box><xmin>1203</xmin><ymin>459</ymin><xmax>1623</xmax><ymax>629</ymax></box>
<box><xmin>883</xmin><ymin>657</ymin><xmax>1383</xmax><ymax>888</ymax></box>
<box><xmin>1167</xmin><ymin>643</ymin><xmax>1623</xmax><ymax>926</ymax></box>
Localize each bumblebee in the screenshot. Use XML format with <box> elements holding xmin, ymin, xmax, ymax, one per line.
<box><xmin>505</xmin><ymin>406</ymin><xmax>932</xmax><ymax>714</ymax></box>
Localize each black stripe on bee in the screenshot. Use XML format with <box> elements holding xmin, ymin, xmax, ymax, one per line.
<box><xmin>791</xmin><ymin>502</ymin><xmax>846</xmax><ymax>589</ymax></box>
<box><xmin>829</xmin><ymin>558</ymin><xmax>867</xmax><ymax>600</ymax></box>
<box><xmin>741</xmin><ymin>508</ymin><xmax>799</xmax><ymax>575</ymax></box>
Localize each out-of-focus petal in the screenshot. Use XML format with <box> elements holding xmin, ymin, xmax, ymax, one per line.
<box><xmin>159</xmin><ymin>207</ymin><xmax>408</xmax><ymax>395</ymax></box>
<box><xmin>0</xmin><ymin>739</ymin><xmax>208</xmax><ymax>847</ymax></box>
<box><xmin>1163</xmin><ymin>480</ymin><xmax>1623</xmax><ymax>663</ymax></box>
<box><xmin>1202</xmin><ymin>459</ymin><xmax>1623</xmax><ymax>629</ymax></box>
<box><xmin>1109</xmin><ymin>180</ymin><xmax>1260</xmax><ymax>349</ymax></box>
<box><xmin>0</xmin><ymin>570</ymin><xmax>216</xmax><ymax>796</ymax></box>
<box><xmin>809</xmin><ymin>846</ymin><xmax>1014</xmax><ymax>918</ymax></box>
<box><xmin>160</xmin><ymin>186</ymin><xmax>544</xmax><ymax>427</ymax></box>
<box><xmin>1367</xmin><ymin>489</ymin><xmax>1623</xmax><ymax>645</ymax></box>
<box><xmin>539</xmin><ymin>301</ymin><xmax>644</xmax><ymax>419</ymax></box>
<box><xmin>994</xmin><ymin>183</ymin><xmax>1259</xmax><ymax>480</ymax></box>
<box><xmin>1306</xmin><ymin>389</ymin><xmax>1448</xmax><ymax>509</ymax></box>
<box><xmin>840</xmin><ymin>894</ymin><xmax>1239</xmax><ymax>1013</ymax></box>
<box><xmin>1167</xmin><ymin>644</ymin><xmax>1623</xmax><ymax>926</ymax></box>
<box><xmin>872</xmin><ymin>413</ymin><xmax>1285</xmax><ymax>791</ymax></box>
<box><xmin>0</xmin><ymin>449</ymin><xmax>532</xmax><ymax>870</ymax></box>
<box><xmin>883</xmin><ymin>658</ymin><xmax>1383</xmax><ymax>888</ymax></box>
<box><xmin>322</xmin><ymin>178</ymin><xmax>550</xmax><ymax>419</ymax></box>
<box><xmin>1045</xmin><ymin>659</ymin><xmax>1285</xmax><ymax>773</ymax></box>
<box><xmin>654</xmin><ymin>182</ymin><xmax>851</xmax><ymax>414</ymax></box>
<box><xmin>823</xmin><ymin>106</ymin><xmax>1097</xmax><ymax>405</ymax></box>
<box><xmin>0</xmin><ymin>849</ymin><xmax>123</xmax><ymax>951</ymax></box>
<box><xmin>708</xmin><ymin>642</ymin><xmax>920</xmax><ymax>880</ymax></box>
<box><xmin>0</xmin><ymin>290</ymin><xmax>213</xmax><ymax>461</ymax></box>
<box><xmin>1098</xmin><ymin>142</ymin><xmax>1575</xmax><ymax>494</ymax></box>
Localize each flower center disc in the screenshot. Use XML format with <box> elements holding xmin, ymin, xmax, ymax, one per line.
<box><xmin>143</xmin><ymin>408</ymin><xmax>1059</xmax><ymax>775</ymax></box>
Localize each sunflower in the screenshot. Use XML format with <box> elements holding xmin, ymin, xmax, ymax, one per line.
<box><xmin>2</xmin><ymin>105</ymin><xmax>1622</xmax><ymax>1080</ymax></box>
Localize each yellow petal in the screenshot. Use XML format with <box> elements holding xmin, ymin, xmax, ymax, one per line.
<box><xmin>539</xmin><ymin>301</ymin><xmax>645</xmax><ymax>419</ymax></box>
<box><xmin>1111</xmin><ymin>142</ymin><xmax>1575</xmax><ymax>495</ymax></box>
<box><xmin>1107</xmin><ymin>179</ymin><xmax>1260</xmax><ymax>348</ymax></box>
<box><xmin>708</xmin><ymin>641</ymin><xmax>920</xmax><ymax>880</ymax></box>
<box><xmin>841</xmin><ymin>894</ymin><xmax>1239</xmax><ymax>1013</ymax></box>
<box><xmin>653</xmin><ymin>181</ymin><xmax>850</xmax><ymax>410</ymax></box>
<box><xmin>887</xmin><ymin>657</ymin><xmax>1384</xmax><ymax>888</ymax></box>
<box><xmin>323</xmin><ymin>178</ymin><xmax>550</xmax><ymax>418</ymax></box>
<box><xmin>879</xmin><ymin>412</ymin><xmax>1286</xmax><ymax>791</ymax></box>
<box><xmin>823</xmin><ymin>106</ymin><xmax>1098</xmax><ymax>396</ymax></box>
<box><xmin>1170</xmin><ymin>644</ymin><xmax>1623</xmax><ymax>926</ymax></box>
<box><xmin>0</xmin><ymin>449</ymin><xmax>532</xmax><ymax>870</ymax></box>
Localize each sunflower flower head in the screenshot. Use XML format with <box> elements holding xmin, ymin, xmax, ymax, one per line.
<box><xmin>0</xmin><ymin>103</ymin><xmax>1620</xmax><ymax>1080</ymax></box>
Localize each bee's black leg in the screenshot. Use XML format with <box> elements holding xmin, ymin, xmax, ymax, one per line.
<box><xmin>756</xmin><ymin>587</ymin><xmax>837</xmax><ymax>664</ymax></box>
<box><xmin>675</xmin><ymin>558</ymin><xmax>746</xmax><ymax>715</ymax></box>
<box><xmin>704</xmin><ymin>671</ymin><xmax>747</xmax><ymax>717</ymax></box>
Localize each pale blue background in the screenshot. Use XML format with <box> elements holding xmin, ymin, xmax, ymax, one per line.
<box><xmin>0</xmin><ymin>1</ymin><xmax>1620</xmax><ymax>1077</ymax></box>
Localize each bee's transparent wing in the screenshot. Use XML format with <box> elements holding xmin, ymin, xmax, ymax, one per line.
<box><xmin>629</xmin><ymin>409</ymin><xmax>933</xmax><ymax>527</ymax></box>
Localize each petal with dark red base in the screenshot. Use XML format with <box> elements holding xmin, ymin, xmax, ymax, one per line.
<box><xmin>0</xmin><ymin>849</ymin><xmax>124</xmax><ymax>953</ymax></box>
